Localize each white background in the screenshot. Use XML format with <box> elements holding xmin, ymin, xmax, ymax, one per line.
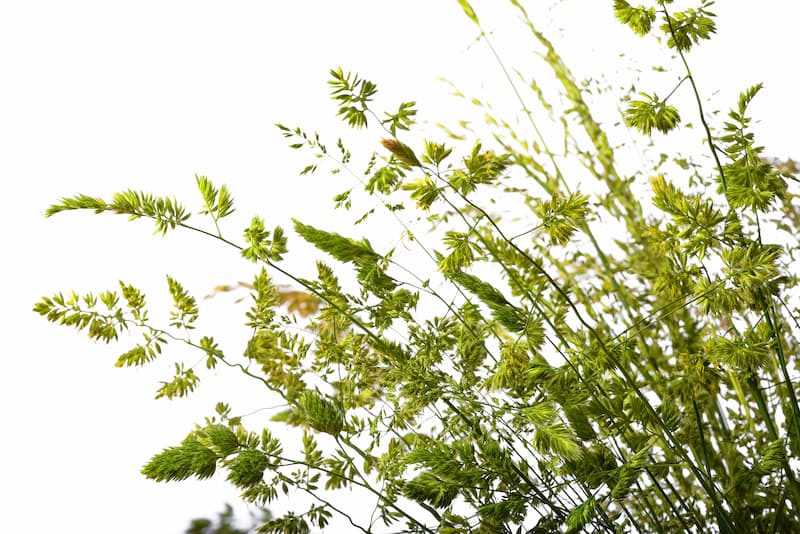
<box><xmin>2</xmin><ymin>1</ymin><xmax>798</xmax><ymax>531</ymax></box>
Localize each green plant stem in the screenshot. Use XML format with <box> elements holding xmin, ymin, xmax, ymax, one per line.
<box><xmin>184</xmin><ymin>215</ymin><xmax>575</xmax><ymax>526</ymax></box>
<box><xmin>435</xmin><ymin>175</ymin><xmax>700</xmax><ymax>529</ymax></box>
<box><xmin>746</xmin><ymin>375</ymin><xmax>800</xmax><ymax>512</ymax></box>
<box><xmin>660</xmin><ymin>4</ymin><xmax>727</xmax><ymax>193</ymax></box>
<box><xmin>336</xmin><ymin>435</ymin><xmax>443</xmax><ymax>525</ymax></box>
<box><xmin>442</xmin><ymin>175</ymin><xmax>735</xmax><ymax>530</ymax></box>
<box><xmin>265</xmin><ymin>449</ymin><xmax>431</xmax><ymax>531</ymax></box>
<box><xmin>479</xmin><ymin>13</ymin><xmax>671</xmax><ymax>407</ymax></box>
<box><xmin>287</xmin><ymin>479</ymin><xmax>371</xmax><ymax>534</ymax></box>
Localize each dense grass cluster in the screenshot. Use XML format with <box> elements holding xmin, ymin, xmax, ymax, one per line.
<box><xmin>37</xmin><ymin>1</ymin><xmax>799</xmax><ymax>532</ymax></box>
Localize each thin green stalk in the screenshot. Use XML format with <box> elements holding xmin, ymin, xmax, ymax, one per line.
<box><xmin>336</xmin><ymin>435</ymin><xmax>442</xmax><ymax>526</ymax></box>
<box><xmin>433</xmin><ymin>174</ymin><xmax>709</xmax><ymax>529</ymax></box>
<box><xmin>477</xmin><ymin>12</ymin><xmax>671</xmax><ymax>406</ymax></box>
<box><xmin>440</xmin><ymin>177</ymin><xmax>735</xmax><ymax>530</ymax></box>
<box><xmin>265</xmin><ymin>449</ymin><xmax>431</xmax><ymax>532</ymax></box>
<box><xmin>660</xmin><ymin>4</ymin><xmax>727</xmax><ymax>193</ymax></box>
<box><xmin>692</xmin><ymin>399</ymin><xmax>714</xmax><ymax>488</ymax></box>
<box><xmin>746</xmin><ymin>376</ymin><xmax>800</xmax><ymax>511</ymax></box>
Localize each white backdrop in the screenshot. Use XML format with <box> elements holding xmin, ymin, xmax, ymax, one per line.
<box><xmin>2</xmin><ymin>1</ymin><xmax>797</xmax><ymax>531</ymax></box>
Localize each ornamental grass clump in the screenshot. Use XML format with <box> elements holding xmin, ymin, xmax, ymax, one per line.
<box><xmin>36</xmin><ymin>1</ymin><xmax>800</xmax><ymax>532</ymax></box>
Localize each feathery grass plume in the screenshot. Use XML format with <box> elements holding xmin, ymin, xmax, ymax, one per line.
<box><xmin>625</xmin><ymin>92</ymin><xmax>681</xmax><ymax>135</ymax></box>
<box><xmin>613</xmin><ymin>0</ymin><xmax>656</xmax><ymax>36</ymax></box>
<box><xmin>300</xmin><ymin>390</ymin><xmax>345</xmax><ymax>436</ymax></box>
<box><xmin>293</xmin><ymin>220</ymin><xmax>380</xmax><ymax>264</ymax></box>
<box><xmin>226</xmin><ymin>449</ymin><xmax>269</xmax><ymax>488</ymax></box>
<box><xmin>142</xmin><ymin>440</ymin><xmax>217</xmax><ymax>482</ymax></box>
<box><xmin>202</xmin><ymin>425</ymin><xmax>240</xmax><ymax>457</ymax></box>
<box><xmin>380</xmin><ymin>137</ymin><xmax>421</xmax><ymax>167</ymax></box>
